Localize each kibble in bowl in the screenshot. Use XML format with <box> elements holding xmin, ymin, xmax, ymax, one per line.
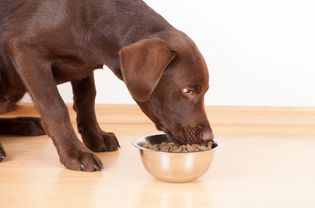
<box><xmin>132</xmin><ymin>134</ymin><xmax>218</xmax><ymax>183</ymax></box>
<box><xmin>141</xmin><ymin>141</ymin><xmax>213</xmax><ymax>153</ymax></box>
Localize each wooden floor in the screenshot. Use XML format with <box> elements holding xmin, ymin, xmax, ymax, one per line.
<box><xmin>1</xmin><ymin>104</ymin><xmax>315</xmax><ymax>208</ymax></box>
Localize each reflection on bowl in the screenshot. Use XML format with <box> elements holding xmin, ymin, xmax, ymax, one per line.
<box><xmin>132</xmin><ymin>134</ymin><xmax>218</xmax><ymax>183</ymax></box>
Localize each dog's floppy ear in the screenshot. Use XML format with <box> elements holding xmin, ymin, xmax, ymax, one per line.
<box><xmin>119</xmin><ymin>38</ymin><xmax>176</xmax><ymax>102</ymax></box>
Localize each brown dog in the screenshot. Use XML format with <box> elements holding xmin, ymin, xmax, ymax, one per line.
<box><xmin>0</xmin><ymin>0</ymin><xmax>214</xmax><ymax>171</ymax></box>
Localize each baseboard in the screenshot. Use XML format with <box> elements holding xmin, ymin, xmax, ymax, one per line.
<box><xmin>3</xmin><ymin>103</ymin><xmax>315</xmax><ymax>126</ymax></box>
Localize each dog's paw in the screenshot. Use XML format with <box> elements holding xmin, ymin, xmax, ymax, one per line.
<box><xmin>0</xmin><ymin>143</ymin><xmax>6</xmax><ymax>161</ymax></box>
<box><xmin>16</xmin><ymin>117</ymin><xmax>45</xmax><ymax>136</ymax></box>
<box><xmin>82</xmin><ymin>130</ymin><xmax>120</xmax><ymax>152</ymax></box>
<box><xmin>60</xmin><ymin>147</ymin><xmax>103</xmax><ymax>172</ymax></box>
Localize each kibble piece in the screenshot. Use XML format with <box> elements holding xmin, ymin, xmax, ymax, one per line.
<box><xmin>160</xmin><ymin>145</ymin><xmax>170</xmax><ymax>152</ymax></box>
<box><xmin>186</xmin><ymin>144</ymin><xmax>195</xmax><ymax>152</ymax></box>
<box><xmin>179</xmin><ymin>145</ymin><xmax>187</xmax><ymax>151</ymax></box>
<box><xmin>197</xmin><ymin>145</ymin><xmax>208</xmax><ymax>151</ymax></box>
<box><xmin>160</xmin><ymin>142</ymin><xmax>168</xmax><ymax>147</ymax></box>
<box><xmin>193</xmin><ymin>144</ymin><xmax>201</xmax><ymax>150</ymax></box>
<box><xmin>150</xmin><ymin>144</ymin><xmax>159</xmax><ymax>151</ymax></box>
<box><xmin>172</xmin><ymin>148</ymin><xmax>182</xmax><ymax>153</ymax></box>
<box><xmin>170</xmin><ymin>145</ymin><xmax>179</xmax><ymax>152</ymax></box>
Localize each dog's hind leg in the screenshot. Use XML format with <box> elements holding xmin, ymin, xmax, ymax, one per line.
<box><xmin>71</xmin><ymin>74</ymin><xmax>120</xmax><ymax>152</ymax></box>
<box><xmin>0</xmin><ymin>117</ymin><xmax>45</xmax><ymax>136</ymax></box>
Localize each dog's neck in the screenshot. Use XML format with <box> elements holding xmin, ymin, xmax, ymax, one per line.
<box><xmin>78</xmin><ymin>0</ymin><xmax>174</xmax><ymax>79</ymax></box>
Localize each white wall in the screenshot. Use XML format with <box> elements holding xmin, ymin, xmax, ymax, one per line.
<box><xmin>24</xmin><ymin>0</ymin><xmax>315</xmax><ymax>106</ymax></box>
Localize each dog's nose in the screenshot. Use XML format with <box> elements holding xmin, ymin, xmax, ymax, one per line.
<box><xmin>202</xmin><ymin>129</ymin><xmax>214</xmax><ymax>141</ymax></box>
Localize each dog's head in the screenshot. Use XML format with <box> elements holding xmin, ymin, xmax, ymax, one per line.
<box><xmin>119</xmin><ymin>31</ymin><xmax>213</xmax><ymax>144</ymax></box>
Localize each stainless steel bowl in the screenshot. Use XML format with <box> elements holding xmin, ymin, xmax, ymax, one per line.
<box><xmin>132</xmin><ymin>134</ymin><xmax>218</xmax><ymax>183</ymax></box>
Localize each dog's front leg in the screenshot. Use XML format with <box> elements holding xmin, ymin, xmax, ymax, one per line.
<box><xmin>10</xmin><ymin>46</ymin><xmax>103</xmax><ymax>171</ymax></box>
<box><xmin>71</xmin><ymin>74</ymin><xmax>120</xmax><ymax>152</ymax></box>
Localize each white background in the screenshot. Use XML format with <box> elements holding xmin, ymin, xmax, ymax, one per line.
<box><xmin>24</xmin><ymin>0</ymin><xmax>315</xmax><ymax>106</ymax></box>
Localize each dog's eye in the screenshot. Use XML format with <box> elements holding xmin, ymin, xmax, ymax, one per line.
<box><xmin>182</xmin><ymin>88</ymin><xmax>195</xmax><ymax>96</ymax></box>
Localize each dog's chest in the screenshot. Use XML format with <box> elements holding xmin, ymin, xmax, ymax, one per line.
<box><xmin>51</xmin><ymin>57</ymin><xmax>102</xmax><ymax>83</ymax></box>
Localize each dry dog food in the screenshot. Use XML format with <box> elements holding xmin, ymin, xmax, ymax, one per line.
<box><xmin>141</xmin><ymin>141</ymin><xmax>213</xmax><ymax>152</ymax></box>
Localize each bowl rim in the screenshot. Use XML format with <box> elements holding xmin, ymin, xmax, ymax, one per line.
<box><xmin>132</xmin><ymin>133</ymin><xmax>218</xmax><ymax>154</ymax></box>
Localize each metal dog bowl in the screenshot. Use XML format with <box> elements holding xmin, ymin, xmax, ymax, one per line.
<box><xmin>132</xmin><ymin>134</ymin><xmax>218</xmax><ymax>183</ymax></box>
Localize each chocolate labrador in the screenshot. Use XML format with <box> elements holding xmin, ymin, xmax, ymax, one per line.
<box><xmin>0</xmin><ymin>0</ymin><xmax>214</xmax><ymax>171</ymax></box>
